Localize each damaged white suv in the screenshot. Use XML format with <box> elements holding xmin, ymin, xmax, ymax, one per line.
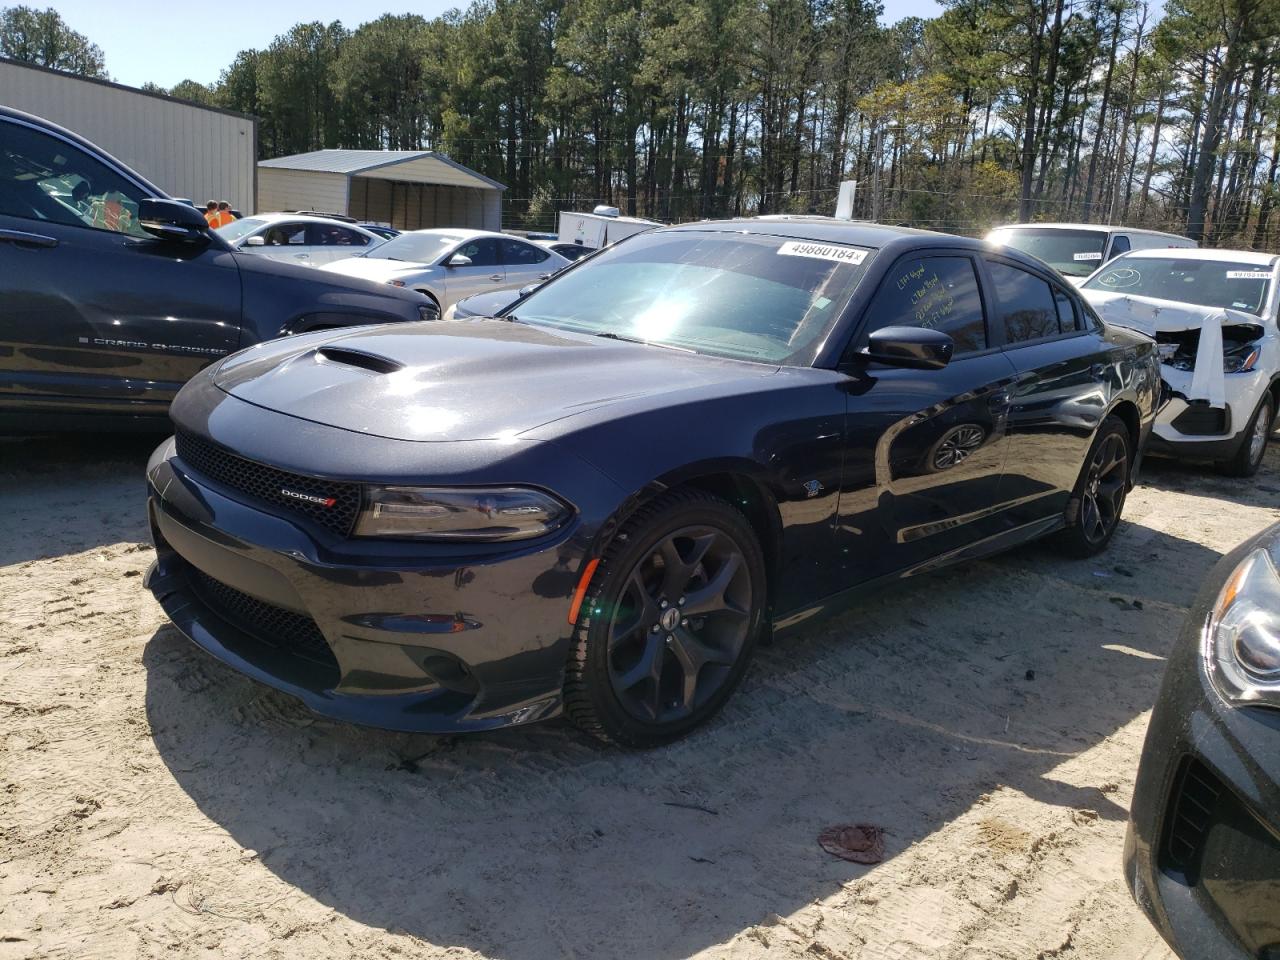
<box><xmin>1081</xmin><ymin>248</ymin><xmax>1279</xmax><ymax>477</ymax></box>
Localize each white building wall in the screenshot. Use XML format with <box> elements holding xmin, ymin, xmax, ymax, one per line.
<box><xmin>256</xmin><ymin>168</ymin><xmax>349</xmax><ymax>216</ymax></box>
<box><xmin>0</xmin><ymin>59</ymin><xmax>256</xmax><ymax>212</ymax></box>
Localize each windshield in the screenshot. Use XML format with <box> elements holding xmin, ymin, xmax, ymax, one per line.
<box><xmin>507</xmin><ymin>231</ymin><xmax>872</xmax><ymax>364</ymax></box>
<box><xmin>1084</xmin><ymin>258</ymin><xmax>1273</xmax><ymax>317</ymax></box>
<box><xmin>365</xmin><ymin>232</ymin><xmax>464</xmax><ymax>263</ymax></box>
<box><xmin>217</xmin><ymin>217</ymin><xmax>265</xmax><ymax>243</ymax></box>
<box><xmin>989</xmin><ymin>227</ymin><xmax>1108</xmax><ymax>277</ymax></box>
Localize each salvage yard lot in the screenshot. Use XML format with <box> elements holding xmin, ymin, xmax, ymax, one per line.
<box><xmin>4</xmin><ymin>436</ymin><xmax>1276</xmax><ymax>960</ymax></box>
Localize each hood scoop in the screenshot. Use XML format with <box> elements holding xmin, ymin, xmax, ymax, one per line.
<box><xmin>316</xmin><ymin>346</ymin><xmax>404</xmax><ymax>375</ymax></box>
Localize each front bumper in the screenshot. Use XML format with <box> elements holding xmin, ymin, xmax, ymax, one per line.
<box><xmin>1124</xmin><ymin>540</ymin><xmax>1280</xmax><ymax>958</ymax></box>
<box><xmin>144</xmin><ymin>435</ymin><xmax>592</xmax><ymax>733</ymax></box>
<box><xmin>1148</xmin><ymin>367</ymin><xmax>1264</xmax><ymax>461</ymax></box>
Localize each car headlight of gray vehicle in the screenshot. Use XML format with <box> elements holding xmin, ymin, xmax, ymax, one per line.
<box><xmin>1205</xmin><ymin>548</ymin><xmax>1280</xmax><ymax>707</ymax></box>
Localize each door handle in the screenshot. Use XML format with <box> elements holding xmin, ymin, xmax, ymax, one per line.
<box><xmin>0</xmin><ymin>228</ymin><xmax>58</xmax><ymax>249</ymax></box>
<box><xmin>293</xmin><ymin>252</ymin><xmax>310</xmax><ymax>259</ymax></box>
<box><xmin>489</xmin><ymin>274</ymin><xmax>503</xmax><ymax>281</ymax></box>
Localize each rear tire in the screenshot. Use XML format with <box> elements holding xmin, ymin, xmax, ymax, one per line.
<box><xmin>1217</xmin><ymin>393</ymin><xmax>1272</xmax><ymax>478</ymax></box>
<box><xmin>564</xmin><ymin>489</ymin><xmax>766</xmax><ymax>747</ymax></box>
<box><xmin>1052</xmin><ymin>416</ymin><xmax>1131</xmax><ymax>559</ymax></box>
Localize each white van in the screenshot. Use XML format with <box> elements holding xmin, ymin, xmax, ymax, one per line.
<box><xmin>985</xmin><ymin>223</ymin><xmax>1196</xmax><ymax>286</ymax></box>
<box><xmin>556</xmin><ymin>207</ymin><xmax>661</xmax><ymax>254</ymax></box>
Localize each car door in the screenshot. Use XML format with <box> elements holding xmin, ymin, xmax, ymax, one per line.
<box><xmin>0</xmin><ymin>114</ymin><xmax>241</xmax><ymax>418</ymax></box>
<box><xmin>306</xmin><ymin>223</ymin><xmax>373</xmax><ymax>265</ymax></box>
<box><xmin>982</xmin><ymin>255</ymin><xmax>1116</xmax><ymax>528</ymax></box>
<box><xmin>835</xmin><ymin>250</ymin><xmax>1020</xmax><ymax>579</ymax></box>
<box><xmin>441</xmin><ymin>237</ymin><xmax>504</xmax><ymax>305</ymax></box>
<box><xmin>500</xmin><ymin>237</ymin><xmax>558</xmax><ymax>287</ymax></box>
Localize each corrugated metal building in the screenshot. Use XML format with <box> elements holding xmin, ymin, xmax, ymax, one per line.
<box><xmin>0</xmin><ymin>57</ymin><xmax>256</xmax><ymax>212</ymax></box>
<box><xmin>258</xmin><ymin>150</ymin><xmax>505</xmax><ymax>230</ymax></box>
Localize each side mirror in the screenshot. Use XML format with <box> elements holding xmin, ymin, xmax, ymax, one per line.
<box><xmin>138</xmin><ymin>198</ymin><xmax>209</xmax><ymax>243</ymax></box>
<box><xmin>244</xmin><ymin>235</ymin><xmax>265</xmax><ymax>247</ymax></box>
<box><xmin>861</xmin><ymin>326</ymin><xmax>954</xmax><ymax>370</ymax></box>
<box><xmin>447</xmin><ymin>253</ymin><xmax>473</xmax><ymax>268</ymax></box>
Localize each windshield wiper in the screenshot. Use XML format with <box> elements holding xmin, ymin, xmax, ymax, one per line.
<box><xmin>594</xmin><ymin>331</ymin><xmax>697</xmax><ymax>353</ymax></box>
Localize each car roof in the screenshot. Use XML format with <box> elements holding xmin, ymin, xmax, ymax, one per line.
<box><xmin>987</xmin><ymin>222</ymin><xmax>1189</xmax><ymax>240</ymax></box>
<box><xmin>663</xmin><ymin>217</ymin><xmax>953</xmax><ymax>248</ymax></box>
<box><xmin>401</xmin><ymin>228</ymin><xmax>505</xmax><ymax>241</ymax></box>
<box><xmin>244</xmin><ymin>212</ymin><xmax>377</xmax><ymax>231</ymax></box>
<box><xmin>1110</xmin><ymin>247</ymin><xmax>1278</xmax><ymax>267</ymax></box>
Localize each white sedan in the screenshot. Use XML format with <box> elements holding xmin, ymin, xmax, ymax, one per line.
<box><xmin>320</xmin><ymin>229</ymin><xmax>570</xmax><ymax>311</ymax></box>
<box><xmin>215</xmin><ymin>213</ymin><xmax>386</xmax><ymax>267</ymax></box>
<box><xmin>1080</xmin><ymin>248</ymin><xmax>1280</xmax><ymax>477</ymax></box>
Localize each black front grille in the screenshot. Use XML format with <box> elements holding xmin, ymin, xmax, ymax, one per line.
<box><xmin>175</xmin><ymin>431</ymin><xmax>361</xmax><ymax>537</ymax></box>
<box><xmin>1164</xmin><ymin>758</ymin><xmax>1224</xmax><ymax>880</ymax></box>
<box><xmin>189</xmin><ymin>568</ymin><xmax>339</xmax><ymax>678</ymax></box>
<box><xmin>1171</xmin><ymin>403</ymin><xmax>1229</xmax><ymax>436</ymax></box>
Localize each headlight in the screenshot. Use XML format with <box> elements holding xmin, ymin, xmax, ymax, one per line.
<box><xmin>420</xmin><ymin>302</ymin><xmax>441</xmax><ymax>322</ymax></box>
<box><xmin>1224</xmin><ymin>344</ymin><xmax>1261</xmax><ymax>374</ymax></box>
<box><xmin>355</xmin><ymin>486</ymin><xmax>572</xmax><ymax>541</ymax></box>
<box><xmin>1205</xmin><ymin>548</ymin><xmax>1280</xmax><ymax>707</ymax></box>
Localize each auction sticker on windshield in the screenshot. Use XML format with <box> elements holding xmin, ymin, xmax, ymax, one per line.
<box><xmin>1073</xmin><ymin>252</ymin><xmax>1103</xmax><ymax>261</ymax></box>
<box><xmin>777</xmin><ymin>241</ymin><xmax>867</xmax><ymax>265</ymax></box>
<box><xmin>1227</xmin><ymin>271</ymin><xmax>1272</xmax><ymax>280</ymax></box>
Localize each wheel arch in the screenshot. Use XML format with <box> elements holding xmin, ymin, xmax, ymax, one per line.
<box><xmin>1107</xmin><ymin>398</ymin><xmax>1141</xmax><ymax>482</ymax></box>
<box><xmin>591</xmin><ymin>463</ymin><xmax>785</xmax><ymax>615</ymax></box>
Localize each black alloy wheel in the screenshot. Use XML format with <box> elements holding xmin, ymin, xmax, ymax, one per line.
<box><xmin>565</xmin><ymin>490</ymin><xmax>766</xmax><ymax>746</ymax></box>
<box><xmin>1054</xmin><ymin>415</ymin><xmax>1131</xmax><ymax>558</ymax></box>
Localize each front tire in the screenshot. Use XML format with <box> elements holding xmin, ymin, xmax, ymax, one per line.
<box><xmin>1052</xmin><ymin>416</ymin><xmax>1131</xmax><ymax>558</ymax></box>
<box><xmin>1217</xmin><ymin>393</ymin><xmax>1272</xmax><ymax>478</ymax></box>
<box><xmin>564</xmin><ymin>490</ymin><xmax>767</xmax><ymax>747</ymax></box>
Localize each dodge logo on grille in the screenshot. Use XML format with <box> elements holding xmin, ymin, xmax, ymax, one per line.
<box><xmin>280</xmin><ymin>488</ymin><xmax>337</xmax><ymax>508</ymax></box>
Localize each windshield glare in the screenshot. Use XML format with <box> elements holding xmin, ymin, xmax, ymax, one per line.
<box><xmin>508</xmin><ymin>231</ymin><xmax>872</xmax><ymax>364</ymax></box>
<box><xmin>217</xmin><ymin>217</ymin><xmax>265</xmax><ymax>243</ymax></box>
<box><xmin>1084</xmin><ymin>258</ymin><xmax>1272</xmax><ymax>316</ymax></box>
<box><xmin>366</xmin><ymin>233</ymin><xmax>463</xmax><ymax>263</ymax></box>
<box><xmin>989</xmin><ymin>227</ymin><xmax>1108</xmax><ymax>277</ymax></box>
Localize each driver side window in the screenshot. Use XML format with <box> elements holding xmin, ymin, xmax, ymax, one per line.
<box><xmin>454</xmin><ymin>238</ymin><xmax>501</xmax><ymax>267</ymax></box>
<box><xmin>856</xmin><ymin>255</ymin><xmax>988</xmax><ymax>355</ymax></box>
<box><xmin>0</xmin><ymin>119</ymin><xmax>148</xmax><ymax>238</ymax></box>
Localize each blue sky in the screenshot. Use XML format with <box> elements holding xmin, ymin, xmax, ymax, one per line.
<box><xmin>54</xmin><ymin>0</ymin><xmax>946</xmax><ymax>90</ymax></box>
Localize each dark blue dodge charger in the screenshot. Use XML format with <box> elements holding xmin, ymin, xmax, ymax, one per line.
<box><xmin>145</xmin><ymin>219</ymin><xmax>1160</xmax><ymax>745</ymax></box>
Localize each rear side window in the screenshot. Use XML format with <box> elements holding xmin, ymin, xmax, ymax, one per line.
<box><xmin>987</xmin><ymin>260</ymin><xmax>1060</xmax><ymax>344</ymax></box>
<box><xmin>1109</xmin><ymin>235</ymin><xmax>1131</xmax><ymax>257</ymax></box>
<box><xmin>861</xmin><ymin>255</ymin><xmax>987</xmax><ymax>354</ymax></box>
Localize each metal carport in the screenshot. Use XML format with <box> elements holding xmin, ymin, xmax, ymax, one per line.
<box><xmin>256</xmin><ymin>150</ymin><xmax>505</xmax><ymax>230</ymax></box>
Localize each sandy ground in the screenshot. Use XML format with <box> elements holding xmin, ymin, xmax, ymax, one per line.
<box><xmin>3</xmin><ymin>433</ymin><xmax>1278</xmax><ymax>960</ymax></box>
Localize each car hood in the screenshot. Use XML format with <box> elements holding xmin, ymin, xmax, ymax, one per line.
<box><xmin>212</xmin><ymin>319</ymin><xmax>778</xmax><ymax>442</ymax></box>
<box><xmin>320</xmin><ymin>257</ymin><xmax>435</xmax><ymax>284</ymax></box>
